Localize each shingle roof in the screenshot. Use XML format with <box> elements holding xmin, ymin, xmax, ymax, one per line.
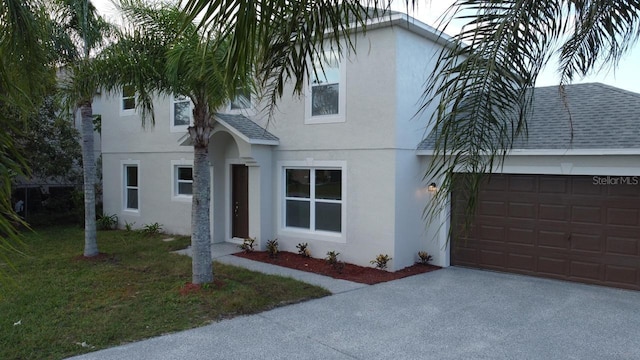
<box><xmin>214</xmin><ymin>113</ymin><xmax>279</xmax><ymax>143</ymax></box>
<box><xmin>417</xmin><ymin>83</ymin><xmax>640</xmax><ymax>151</ymax></box>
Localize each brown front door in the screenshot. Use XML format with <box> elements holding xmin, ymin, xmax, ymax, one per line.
<box><xmin>231</xmin><ymin>164</ymin><xmax>249</xmax><ymax>239</ymax></box>
<box><xmin>451</xmin><ymin>174</ymin><xmax>640</xmax><ymax>291</ymax></box>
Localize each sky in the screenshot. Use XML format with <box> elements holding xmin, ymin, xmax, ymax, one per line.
<box><xmin>92</xmin><ymin>0</ymin><xmax>640</xmax><ymax>93</ymax></box>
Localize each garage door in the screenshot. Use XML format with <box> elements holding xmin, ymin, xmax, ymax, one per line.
<box><xmin>451</xmin><ymin>174</ymin><xmax>640</xmax><ymax>291</ymax></box>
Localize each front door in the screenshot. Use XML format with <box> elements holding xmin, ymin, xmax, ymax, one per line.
<box><xmin>231</xmin><ymin>164</ymin><xmax>249</xmax><ymax>239</ymax></box>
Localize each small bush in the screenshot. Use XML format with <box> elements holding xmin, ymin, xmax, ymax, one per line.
<box><xmin>417</xmin><ymin>251</ymin><xmax>433</xmax><ymax>265</ymax></box>
<box><xmin>239</xmin><ymin>237</ymin><xmax>256</xmax><ymax>253</ymax></box>
<box><xmin>96</xmin><ymin>213</ymin><xmax>118</xmax><ymax>230</ymax></box>
<box><xmin>124</xmin><ymin>220</ymin><xmax>136</xmax><ymax>232</ymax></box>
<box><xmin>296</xmin><ymin>242</ymin><xmax>311</xmax><ymax>257</ymax></box>
<box><xmin>141</xmin><ymin>222</ymin><xmax>163</xmax><ymax>235</ymax></box>
<box><xmin>325</xmin><ymin>251</ymin><xmax>340</xmax><ymax>265</ymax></box>
<box><xmin>370</xmin><ymin>254</ymin><xmax>392</xmax><ymax>270</ymax></box>
<box><xmin>266</xmin><ymin>239</ymin><xmax>279</xmax><ymax>258</ymax></box>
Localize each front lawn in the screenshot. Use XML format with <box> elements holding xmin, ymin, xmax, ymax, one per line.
<box><xmin>0</xmin><ymin>227</ymin><xmax>330</xmax><ymax>360</ymax></box>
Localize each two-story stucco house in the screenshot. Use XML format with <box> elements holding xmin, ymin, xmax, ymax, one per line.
<box><xmin>97</xmin><ymin>12</ymin><xmax>447</xmax><ymax>271</ymax></box>
<box><xmin>97</xmin><ymin>11</ymin><xmax>640</xmax><ymax>290</ymax></box>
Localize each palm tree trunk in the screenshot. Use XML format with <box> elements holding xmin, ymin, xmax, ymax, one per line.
<box><xmin>80</xmin><ymin>101</ymin><xmax>98</xmax><ymax>257</ymax></box>
<box><xmin>189</xmin><ymin>119</ymin><xmax>213</xmax><ymax>284</ymax></box>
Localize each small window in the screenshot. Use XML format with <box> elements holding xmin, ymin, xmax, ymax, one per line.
<box><xmin>172</xmin><ymin>95</ymin><xmax>192</xmax><ymax>129</ymax></box>
<box><xmin>284</xmin><ymin>167</ymin><xmax>342</xmax><ymax>233</ymax></box>
<box><xmin>175</xmin><ymin>166</ymin><xmax>193</xmax><ymax>196</ymax></box>
<box><xmin>124</xmin><ymin>164</ymin><xmax>139</xmax><ymax>211</ymax></box>
<box><xmin>122</xmin><ymin>85</ymin><xmax>135</xmax><ymax>112</ymax></box>
<box><xmin>230</xmin><ymin>88</ymin><xmax>251</xmax><ymax>110</ymax></box>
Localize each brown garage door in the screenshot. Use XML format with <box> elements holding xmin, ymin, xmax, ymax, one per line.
<box><xmin>451</xmin><ymin>174</ymin><xmax>640</xmax><ymax>291</ymax></box>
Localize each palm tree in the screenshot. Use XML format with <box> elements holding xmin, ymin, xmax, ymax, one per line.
<box><xmin>184</xmin><ymin>0</ymin><xmax>640</xmax><ymax>223</ymax></box>
<box><xmin>0</xmin><ymin>0</ymin><xmax>57</xmax><ymax>278</ymax></box>
<box><xmin>53</xmin><ymin>0</ymin><xmax>112</xmax><ymax>257</ymax></box>
<box><xmin>97</xmin><ymin>0</ymin><xmax>250</xmax><ymax>284</ymax></box>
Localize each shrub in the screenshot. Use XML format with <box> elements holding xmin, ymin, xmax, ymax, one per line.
<box><xmin>370</xmin><ymin>254</ymin><xmax>392</xmax><ymax>270</ymax></box>
<box><xmin>141</xmin><ymin>222</ymin><xmax>163</xmax><ymax>235</ymax></box>
<box><xmin>296</xmin><ymin>242</ymin><xmax>311</xmax><ymax>257</ymax></box>
<box><xmin>325</xmin><ymin>251</ymin><xmax>340</xmax><ymax>265</ymax></box>
<box><xmin>239</xmin><ymin>237</ymin><xmax>256</xmax><ymax>253</ymax></box>
<box><xmin>124</xmin><ymin>220</ymin><xmax>136</xmax><ymax>232</ymax></box>
<box><xmin>417</xmin><ymin>251</ymin><xmax>433</xmax><ymax>265</ymax></box>
<box><xmin>96</xmin><ymin>213</ymin><xmax>118</xmax><ymax>230</ymax></box>
<box><xmin>266</xmin><ymin>239</ymin><xmax>279</xmax><ymax>258</ymax></box>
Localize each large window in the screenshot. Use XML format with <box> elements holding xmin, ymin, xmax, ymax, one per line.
<box><xmin>124</xmin><ymin>164</ymin><xmax>139</xmax><ymax>211</ymax></box>
<box><xmin>284</xmin><ymin>168</ymin><xmax>342</xmax><ymax>233</ymax></box>
<box><xmin>174</xmin><ymin>165</ymin><xmax>193</xmax><ymax>196</ymax></box>
<box><xmin>306</xmin><ymin>51</ymin><xmax>345</xmax><ymax>124</ymax></box>
<box><xmin>121</xmin><ymin>85</ymin><xmax>135</xmax><ymax>114</ymax></box>
<box><xmin>171</xmin><ymin>95</ymin><xmax>192</xmax><ymax>131</ymax></box>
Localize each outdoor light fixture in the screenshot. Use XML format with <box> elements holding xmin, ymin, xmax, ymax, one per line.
<box><xmin>427</xmin><ymin>182</ymin><xmax>437</xmax><ymax>193</ymax></box>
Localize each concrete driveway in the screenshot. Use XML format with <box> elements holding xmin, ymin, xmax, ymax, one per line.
<box><xmin>69</xmin><ymin>267</ymin><xmax>640</xmax><ymax>360</ymax></box>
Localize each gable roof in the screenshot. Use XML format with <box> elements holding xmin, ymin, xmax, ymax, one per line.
<box><xmin>178</xmin><ymin>113</ymin><xmax>279</xmax><ymax>146</ymax></box>
<box><xmin>214</xmin><ymin>113</ymin><xmax>279</xmax><ymax>145</ymax></box>
<box><xmin>417</xmin><ymin>83</ymin><xmax>640</xmax><ymax>153</ymax></box>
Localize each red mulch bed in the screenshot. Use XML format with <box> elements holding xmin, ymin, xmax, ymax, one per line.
<box><xmin>234</xmin><ymin>251</ymin><xmax>440</xmax><ymax>285</ymax></box>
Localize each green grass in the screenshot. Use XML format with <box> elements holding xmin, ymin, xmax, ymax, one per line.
<box><xmin>0</xmin><ymin>227</ymin><xmax>330</xmax><ymax>360</ymax></box>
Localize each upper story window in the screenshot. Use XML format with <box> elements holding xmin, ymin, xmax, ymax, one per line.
<box><xmin>171</xmin><ymin>94</ymin><xmax>193</xmax><ymax>132</ymax></box>
<box><xmin>121</xmin><ymin>85</ymin><xmax>136</xmax><ymax>115</ymax></box>
<box><xmin>305</xmin><ymin>51</ymin><xmax>346</xmax><ymax>124</ymax></box>
<box><xmin>230</xmin><ymin>88</ymin><xmax>252</xmax><ymax>110</ymax></box>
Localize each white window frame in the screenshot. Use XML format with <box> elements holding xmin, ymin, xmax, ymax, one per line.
<box><xmin>305</xmin><ymin>50</ymin><xmax>347</xmax><ymax>124</ymax></box>
<box><xmin>170</xmin><ymin>94</ymin><xmax>193</xmax><ymax>132</ymax></box>
<box><xmin>120</xmin><ymin>85</ymin><xmax>136</xmax><ymax>116</ymax></box>
<box><xmin>122</xmin><ymin>160</ymin><xmax>140</xmax><ymax>213</ymax></box>
<box><xmin>278</xmin><ymin>160</ymin><xmax>347</xmax><ymax>243</ymax></box>
<box><xmin>171</xmin><ymin>159</ymin><xmax>194</xmax><ymax>201</ymax></box>
<box><xmin>225</xmin><ymin>89</ymin><xmax>255</xmax><ymax>115</ymax></box>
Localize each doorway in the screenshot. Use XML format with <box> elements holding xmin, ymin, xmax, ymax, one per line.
<box><xmin>231</xmin><ymin>164</ymin><xmax>249</xmax><ymax>239</ymax></box>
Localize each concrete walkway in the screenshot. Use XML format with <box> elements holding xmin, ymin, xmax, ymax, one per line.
<box><xmin>69</xmin><ymin>266</ymin><xmax>640</xmax><ymax>360</ymax></box>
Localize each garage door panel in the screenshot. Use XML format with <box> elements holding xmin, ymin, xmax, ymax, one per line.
<box><xmin>537</xmin><ymin>230</ymin><xmax>570</xmax><ymax>250</ymax></box>
<box><xmin>605</xmin><ymin>265</ymin><xmax>638</xmax><ymax>286</ymax></box>
<box><xmin>570</xmin><ymin>233</ymin><xmax>603</xmax><ymax>253</ymax></box>
<box><xmin>571</xmin><ymin>205</ymin><xmax>603</xmax><ymax>224</ymax></box>
<box><xmin>605</xmin><ymin>237</ymin><xmax>639</xmax><ymax>256</ymax></box>
<box><xmin>507</xmin><ymin>228</ymin><xmax>535</xmax><ymax>245</ymax></box>
<box><xmin>537</xmin><ymin>256</ymin><xmax>568</xmax><ymax>276</ymax></box>
<box><xmin>570</xmin><ymin>261</ymin><xmax>602</xmax><ymax>281</ymax></box>
<box><xmin>508</xmin><ymin>253</ymin><xmax>535</xmax><ymax>271</ymax></box>
<box><xmin>451</xmin><ymin>174</ymin><xmax>640</xmax><ymax>291</ymax></box>
<box><xmin>607</xmin><ymin>208</ymin><xmax>640</xmax><ymax>226</ymax></box>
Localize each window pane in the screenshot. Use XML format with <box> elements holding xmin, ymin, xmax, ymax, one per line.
<box><xmin>127</xmin><ymin>189</ymin><xmax>138</xmax><ymax>209</ymax></box>
<box><xmin>123</xmin><ymin>85</ymin><xmax>135</xmax><ymax>97</ymax></box>
<box><xmin>126</xmin><ymin>166</ymin><xmax>138</xmax><ymax>187</ymax></box>
<box><xmin>173</xmin><ymin>101</ymin><xmax>191</xmax><ymax>126</ymax></box>
<box><xmin>312</xmin><ymin>53</ymin><xmax>339</xmax><ymax>84</ymax></box>
<box><xmin>231</xmin><ymin>89</ymin><xmax>251</xmax><ymax>110</ymax></box>
<box><xmin>315</xmin><ymin>202</ymin><xmax>341</xmax><ymax>232</ymax></box>
<box><xmin>311</xmin><ymin>84</ymin><xmax>339</xmax><ymax>116</ymax></box>
<box><xmin>178</xmin><ymin>182</ymin><xmax>192</xmax><ymax>195</ymax></box>
<box><xmin>178</xmin><ymin>167</ymin><xmax>193</xmax><ymax>181</ymax></box>
<box><xmin>286</xmin><ymin>200</ymin><xmax>310</xmax><ymax>229</ymax></box>
<box><xmin>286</xmin><ymin>169</ymin><xmax>310</xmax><ymax>198</ymax></box>
<box><xmin>315</xmin><ymin>170</ymin><xmax>341</xmax><ymax>200</ymax></box>
<box><xmin>123</xmin><ymin>98</ymin><xmax>135</xmax><ymax>110</ymax></box>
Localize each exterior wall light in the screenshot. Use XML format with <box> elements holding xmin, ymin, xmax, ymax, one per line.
<box><xmin>427</xmin><ymin>182</ymin><xmax>438</xmax><ymax>193</ymax></box>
